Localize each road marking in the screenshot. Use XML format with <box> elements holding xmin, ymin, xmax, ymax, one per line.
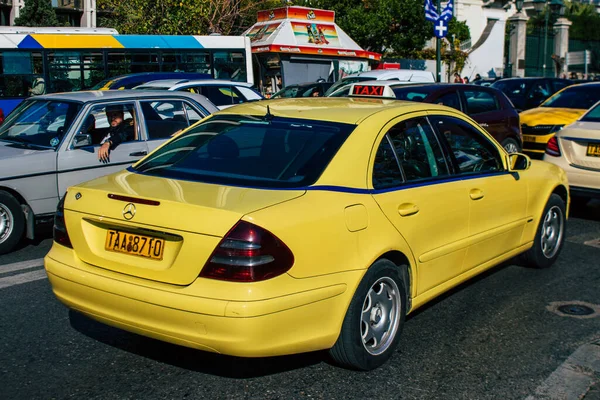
<box><xmin>0</xmin><ymin>258</ymin><xmax>45</xmax><ymax>274</ymax></box>
<box><xmin>584</xmin><ymin>238</ymin><xmax>600</xmax><ymax>249</ymax></box>
<box><xmin>0</xmin><ymin>269</ymin><xmax>47</xmax><ymax>289</ymax></box>
<box><xmin>525</xmin><ymin>341</ymin><xmax>600</xmax><ymax>400</ymax></box>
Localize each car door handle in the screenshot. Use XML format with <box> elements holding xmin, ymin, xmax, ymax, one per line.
<box><xmin>129</xmin><ymin>151</ymin><xmax>147</xmax><ymax>157</ymax></box>
<box><xmin>469</xmin><ymin>188</ymin><xmax>485</xmax><ymax>200</ymax></box>
<box><xmin>398</xmin><ymin>203</ymin><xmax>419</xmax><ymax>216</ymax></box>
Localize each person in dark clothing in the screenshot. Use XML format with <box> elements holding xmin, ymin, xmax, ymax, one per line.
<box><xmin>98</xmin><ymin>104</ymin><xmax>135</xmax><ymax>162</ymax></box>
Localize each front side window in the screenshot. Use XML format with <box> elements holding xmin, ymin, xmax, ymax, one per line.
<box><xmin>78</xmin><ymin>102</ymin><xmax>138</xmax><ymax>146</ymax></box>
<box><xmin>133</xmin><ymin>115</ymin><xmax>355</xmax><ymax>188</ymax></box>
<box><xmin>0</xmin><ymin>100</ymin><xmax>81</xmax><ymax>148</ymax></box>
<box><xmin>429</xmin><ymin>116</ymin><xmax>503</xmax><ymax>174</ymax></box>
<box><xmin>463</xmin><ymin>89</ymin><xmax>499</xmax><ymax>114</ymax></box>
<box><xmin>141</xmin><ymin>100</ymin><xmax>189</xmax><ymax>139</ymax></box>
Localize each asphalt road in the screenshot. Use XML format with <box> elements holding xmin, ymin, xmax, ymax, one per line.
<box><xmin>1</xmin><ymin>201</ymin><xmax>600</xmax><ymax>400</ymax></box>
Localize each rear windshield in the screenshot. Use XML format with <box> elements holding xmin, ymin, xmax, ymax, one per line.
<box><xmin>133</xmin><ymin>114</ymin><xmax>356</xmax><ymax>188</ymax></box>
<box><xmin>542</xmin><ymin>85</ymin><xmax>600</xmax><ymax>109</ymax></box>
<box><xmin>492</xmin><ymin>80</ymin><xmax>532</xmax><ymax>97</ymax></box>
<box><xmin>580</xmin><ymin>102</ymin><xmax>600</xmax><ymax>122</ymax></box>
<box><xmin>391</xmin><ymin>86</ymin><xmax>436</xmax><ymax>101</ymax></box>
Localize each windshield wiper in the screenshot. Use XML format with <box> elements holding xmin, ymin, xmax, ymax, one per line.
<box><xmin>0</xmin><ymin>136</ymin><xmax>49</xmax><ymax>149</ymax></box>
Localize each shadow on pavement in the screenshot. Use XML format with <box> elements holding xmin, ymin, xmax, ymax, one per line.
<box><xmin>68</xmin><ymin>310</ymin><xmax>327</xmax><ymax>378</ymax></box>
<box><xmin>570</xmin><ymin>198</ymin><xmax>600</xmax><ymax>222</ymax></box>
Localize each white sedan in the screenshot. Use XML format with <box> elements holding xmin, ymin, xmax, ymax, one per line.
<box><xmin>134</xmin><ymin>79</ymin><xmax>263</xmax><ymax>109</ymax></box>
<box><xmin>544</xmin><ymin>100</ymin><xmax>600</xmax><ymax>204</ymax></box>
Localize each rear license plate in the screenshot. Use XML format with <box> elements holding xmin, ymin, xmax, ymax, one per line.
<box><xmin>105</xmin><ymin>230</ymin><xmax>165</xmax><ymax>260</ymax></box>
<box><xmin>522</xmin><ymin>135</ymin><xmax>537</xmax><ymax>143</ymax></box>
<box><xmin>587</xmin><ymin>143</ymin><xmax>600</xmax><ymax>157</ymax></box>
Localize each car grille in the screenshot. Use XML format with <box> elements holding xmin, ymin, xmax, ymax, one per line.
<box><xmin>521</xmin><ymin>124</ymin><xmax>555</xmax><ymax>135</ymax></box>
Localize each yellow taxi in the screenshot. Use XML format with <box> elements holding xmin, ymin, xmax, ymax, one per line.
<box><xmin>44</xmin><ymin>98</ymin><xmax>569</xmax><ymax>371</ymax></box>
<box><xmin>520</xmin><ymin>82</ymin><xmax>600</xmax><ymax>157</ymax></box>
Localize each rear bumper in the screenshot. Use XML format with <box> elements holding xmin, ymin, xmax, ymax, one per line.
<box><xmin>45</xmin><ymin>246</ymin><xmax>359</xmax><ymax>357</ymax></box>
<box><xmin>523</xmin><ymin>132</ymin><xmax>554</xmax><ymax>156</ymax></box>
<box><xmin>543</xmin><ymin>153</ymin><xmax>600</xmax><ymax>198</ymax></box>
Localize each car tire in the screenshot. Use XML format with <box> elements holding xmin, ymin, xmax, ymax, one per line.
<box><xmin>520</xmin><ymin>193</ymin><xmax>566</xmax><ymax>269</ymax></box>
<box><xmin>0</xmin><ymin>191</ymin><xmax>25</xmax><ymax>255</ymax></box>
<box><xmin>501</xmin><ymin>137</ymin><xmax>521</xmax><ymax>153</ymax></box>
<box><xmin>329</xmin><ymin>259</ymin><xmax>407</xmax><ymax>371</ymax></box>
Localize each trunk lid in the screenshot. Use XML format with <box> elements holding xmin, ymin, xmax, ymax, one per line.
<box><xmin>64</xmin><ymin>170</ymin><xmax>305</xmax><ymax>285</ymax></box>
<box><xmin>558</xmin><ymin>122</ymin><xmax>600</xmax><ymax>171</ymax></box>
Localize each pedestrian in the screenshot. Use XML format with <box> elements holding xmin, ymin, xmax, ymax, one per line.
<box><xmin>473</xmin><ymin>73</ymin><xmax>482</xmax><ymax>82</ymax></box>
<box><xmin>453</xmin><ymin>72</ymin><xmax>464</xmax><ymax>83</ymax></box>
<box><xmin>463</xmin><ymin>76</ymin><xmax>470</xmax><ymax>83</ymax></box>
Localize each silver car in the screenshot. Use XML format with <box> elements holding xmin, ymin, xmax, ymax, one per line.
<box><xmin>0</xmin><ymin>90</ymin><xmax>218</xmax><ymax>254</ymax></box>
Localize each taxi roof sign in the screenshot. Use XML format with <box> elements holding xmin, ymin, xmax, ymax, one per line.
<box><xmin>349</xmin><ymin>83</ymin><xmax>396</xmax><ymax>99</ymax></box>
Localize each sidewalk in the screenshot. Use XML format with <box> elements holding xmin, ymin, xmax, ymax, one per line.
<box><xmin>526</xmin><ymin>338</ymin><xmax>600</xmax><ymax>400</ymax></box>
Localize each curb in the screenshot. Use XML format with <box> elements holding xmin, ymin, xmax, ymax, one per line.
<box><xmin>526</xmin><ymin>340</ymin><xmax>600</xmax><ymax>400</ymax></box>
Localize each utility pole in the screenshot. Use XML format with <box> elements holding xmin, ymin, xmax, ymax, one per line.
<box><xmin>436</xmin><ymin>0</ymin><xmax>441</xmax><ymax>82</ymax></box>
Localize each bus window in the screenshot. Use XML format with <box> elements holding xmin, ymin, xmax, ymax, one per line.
<box><xmin>107</xmin><ymin>52</ymin><xmax>133</xmax><ymax>77</ymax></box>
<box><xmin>213</xmin><ymin>51</ymin><xmax>246</xmax><ymax>82</ymax></box>
<box><xmin>48</xmin><ymin>51</ymin><xmax>82</xmax><ymax>92</ymax></box>
<box><xmin>131</xmin><ymin>52</ymin><xmax>160</xmax><ymax>73</ymax></box>
<box><xmin>0</xmin><ymin>51</ymin><xmax>42</xmax><ymax>98</ymax></box>
<box><xmin>161</xmin><ymin>51</ymin><xmax>211</xmax><ymax>74</ymax></box>
<box><xmin>82</xmin><ymin>52</ymin><xmax>106</xmax><ymax>90</ymax></box>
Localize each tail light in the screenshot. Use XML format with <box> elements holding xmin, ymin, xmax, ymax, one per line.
<box><xmin>200</xmin><ymin>221</ymin><xmax>294</xmax><ymax>282</ymax></box>
<box><xmin>53</xmin><ymin>195</ymin><xmax>72</xmax><ymax>248</ymax></box>
<box><xmin>546</xmin><ymin>136</ymin><xmax>561</xmax><ymax>157</ymax></box>
<box><xmin>0</xmin><ymin>108</ymin><xmax>4</xmax><ymax>125</ymax></box>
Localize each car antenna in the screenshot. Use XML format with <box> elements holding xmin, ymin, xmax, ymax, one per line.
<box><xmin>265</xmin><ymin>104</ymin><xmax>274</xmax><ymax>121</ymax></box>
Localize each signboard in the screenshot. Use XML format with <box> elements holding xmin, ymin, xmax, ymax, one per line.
<box><xmin>291</xmin><ymin>21</ymin><xmax>340</xmax><ymax>47</ymax></box>
<box><xmin>424</xmin><ymin>0</ymin><xmax>453</xmax><ymax>38</ymax></box>
<box><xmin>257</xmin><ymin>7</ymin><xmax>335</xmax><ymax>23</ymax></box>
<box><xmin>246</xmin><ymin>22</ymin><xmax>282</xmax><ymax>43</ymax></box>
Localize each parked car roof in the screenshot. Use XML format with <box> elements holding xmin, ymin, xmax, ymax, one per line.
<box><xmin>135</xmin><ymin>79</ymin><xmax>255</xmax><ymax>90</ymax></box>
<box><xmin>33</xmin><ymin>90</ymin><xmax>218</xmax><ymax>110</ymax></box>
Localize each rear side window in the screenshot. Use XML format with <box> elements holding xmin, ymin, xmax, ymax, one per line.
<box><xmin>392</xmin><ymin>87</ymin><xmax>436</xmax><ymax>101</ymax></box>
<box><xmin>186</xmin><ymin>85</ymin><xmax>241</xmax><ymax>106</ymax></box>
<box><xmin>463</xmin><ymin>90</ymin><xmax>499</xmax><ymax>114</ymax></box>
<box><xmin>372</xmin><ymin>117</ymin><xmax>449</xmax><ymax>189</ymax></box>
<box><xmin>134</xmin><ymin>115</ymin><xmax>355</xmax><ymax>188</ymax></box>
<box><xmin>434</xmin><ymin>92</ymin><xmax>461</xmax><ymax>111</ymax></box>
<box><xmin>141</xmin><ymin>100</ymin><xmax>189</xmax><ymax>139</ymax></box>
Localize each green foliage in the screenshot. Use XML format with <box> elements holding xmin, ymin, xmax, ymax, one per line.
<box><xmin>14</xmin><ymin>0</ymin><xmax>60</xmax><ymax>27</ymax></box>
<box><xmin>527</xmin><ymin>1</ymin><xmax>600</xmax><ymax>40</ymax></box>
<box><xmin>98</xmin><ymin>0</ymin><xmax>280</xmax><ymax>35</ymax></box>
<box><xmin>448</xmin><ymin>19</ymin><xmax>470</xmax><ymax>43</ymax></box>
<box><xmin>299</xmin><ymin>0</ymin><xmax>431</xmax><ymax>58</ymax></box>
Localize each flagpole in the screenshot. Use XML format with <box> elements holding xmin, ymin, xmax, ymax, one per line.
<box><xmin>436</xmin><ymin>0</ymin><xmax>441</xmax><ymax>82</ymax></box>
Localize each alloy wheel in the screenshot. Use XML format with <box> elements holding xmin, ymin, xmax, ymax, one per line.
<box><xmin>360</xmin><ymin>277</ymin><xmax>402</xmax><ymax>356</ymax></box>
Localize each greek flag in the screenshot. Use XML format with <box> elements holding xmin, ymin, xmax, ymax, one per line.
<box><xmin>424</xmin><ymin>0</ymin><xmax>454</xmax><ymax>23</ymax></box>
<box><xmin>440</xmin><ymin>0</ymin><xmax>453</xmax><ymax>21</ymax></box>
<box><xmin>424</xmin><ymin>0</ymin><xmax>438</xmax><ymax>22</ymax></box>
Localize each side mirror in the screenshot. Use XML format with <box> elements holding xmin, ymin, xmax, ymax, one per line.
<box><xmin>73</xmin><ymin>133</ymin><xmax>92</xmax><ymax>148</ymax></box>
<box><xmin>508</xmin><ymin>153</ymin><xmax>531</xmax><ymax>171</ymax></box>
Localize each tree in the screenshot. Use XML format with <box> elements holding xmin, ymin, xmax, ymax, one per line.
<box><xmin>14</xmin><ymin>0</ymin><xmax>60</xmax><ymax>27</ymax></box>
<box><xmin>299</xmin><ymin>0</ymin><xmax>432</xmax><ymax>58</ymax></box>
<box><xmin>98</xmin><ymin>0</ymin><xmax>280</xmax><ymax>36</ymax></box>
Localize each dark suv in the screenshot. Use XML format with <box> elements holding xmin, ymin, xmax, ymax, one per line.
<box><xmin>374</xmin><ymin>83</ymin><xmax>523</xmax><ymax>153</ymax></box>
<box><xmin>491</xmin><ymin>77</ymin><xmax>572</xmax><ymax>111</ymax></box>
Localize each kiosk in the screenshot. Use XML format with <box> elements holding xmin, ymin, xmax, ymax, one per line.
<box><xmin>244</xmin><ymin>6</ymin><xmax>381</xmax><ymax>96</ymax></box>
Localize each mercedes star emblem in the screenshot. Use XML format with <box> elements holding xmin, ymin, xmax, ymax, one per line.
<box><xmin>122</xmin><ymin>203</ymin><xmax>136</xmax><ymax>220</ymax></box>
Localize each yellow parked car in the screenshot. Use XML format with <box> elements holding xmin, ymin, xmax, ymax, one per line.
<box><xmin>45</xmin><ymin>98</ymin><xmax>569</xmax><ymax>371</ymax></box>
<box><xmin>520</xmin><ymin>82</ymin><xmax>600</xmax><ymax>157</ymax></box>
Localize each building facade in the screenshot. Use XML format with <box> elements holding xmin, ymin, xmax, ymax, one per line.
<box><xmin>0</xmin><ymin>0</ymin><xmax>97</xmax><ymax>27</ymax></box>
